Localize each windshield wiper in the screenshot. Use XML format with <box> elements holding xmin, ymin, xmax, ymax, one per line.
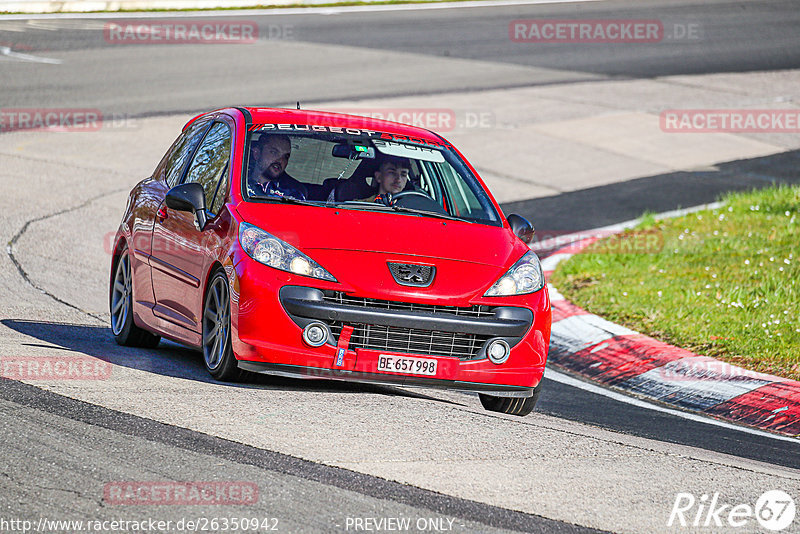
<box><xmin>334</xmin><ymin>201</ymin><xmax>394</xmax><ymax>211</ymax></box>
<box><xmin>390</xmin><ymin>205</ymin><xmax>473</xmax><ymax>223</ymax></box>
<box><xmin>335</xmin><ymin>200</ymin><xmax>472</xmax><ymax>222</ymax></box>
<box><xmin>261</xmin><ymin>195</ymin><xmax>321</xmax><ymax>207</ymax></box>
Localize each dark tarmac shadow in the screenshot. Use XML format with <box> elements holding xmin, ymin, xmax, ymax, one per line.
<box><xmin>501</xmin><ymin>149</ymin><xmax>800</xmax><ymax>233</ymax></box>
<box><xmin>534</xmin><ymin>373</ymin><xmax>800</xmax><ymax>470</ymax></box>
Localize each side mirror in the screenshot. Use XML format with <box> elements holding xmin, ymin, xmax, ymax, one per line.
<box><xmin>166</xmin><ymin>182</ymin><xmax>207</xmax><ymax>230</ymax></box>
<box><xmin>507</xmin><ymin>214</ymin><xmax>534</xmax><ymax>244</ymax></box>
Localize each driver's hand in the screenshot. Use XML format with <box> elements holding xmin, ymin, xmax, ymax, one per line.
<box><xmin>374</xmin><ymin>193</ymin><xmax>392</xmax><ymax>206</ymax></box>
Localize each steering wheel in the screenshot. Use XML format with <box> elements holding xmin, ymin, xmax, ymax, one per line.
<box><xmin>390</xmin><ymin>190</ymin><xmax>434</xmax><ymax>203</ymax></box>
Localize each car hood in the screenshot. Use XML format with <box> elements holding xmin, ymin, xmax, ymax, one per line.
<box><xmin>235</xmin><ymin>203</ymin><xmax>524</xmax><ymax>268</ymax></box>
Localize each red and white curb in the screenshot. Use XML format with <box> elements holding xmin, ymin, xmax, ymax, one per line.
<box><xmin>536</xmin><ymin>205</ymin><xmax>800</xmax><ymax>439</ymax></box>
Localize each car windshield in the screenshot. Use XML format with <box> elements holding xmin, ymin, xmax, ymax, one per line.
<box><xmin>243</xmin><ymin>124</ymin><xmax>500</xmax><ymax>225</ymax></box>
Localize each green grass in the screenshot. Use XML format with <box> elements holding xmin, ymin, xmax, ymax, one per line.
<box><xmin>551</xmin><ymin>185</ymin><xmax>800</xmax><ymax>381</ymax></box>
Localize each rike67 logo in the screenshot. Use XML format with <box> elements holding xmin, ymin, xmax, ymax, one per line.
<box><xmin>668</xmin><ymin>491</ymin><xmax>796</xmax><ymax>531</ymax></box>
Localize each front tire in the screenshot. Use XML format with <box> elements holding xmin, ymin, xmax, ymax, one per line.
<box><xmin>110</xmin><ymin>246</ymin><xmax>160</xmax><ymax>348</ymax></box>
<box><xmin>479</xmin><ymin>382</ymin><xmax>542</xmax><ymax>416</ymax></box>
<box><xmin>202</xmin><ymin>270</ymin><xmax>241</xmax><ymax>381</ymax></box>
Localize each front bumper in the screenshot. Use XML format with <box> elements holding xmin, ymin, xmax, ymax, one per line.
<box><xmin>231</xmin><ymin>256</ymin><xmax>550</xmax><ymax>392</ymax></box>
<box><xmin>238</xmin><ymin>360</ymin><xmax>538</xmax><ymax>396</ymax></box>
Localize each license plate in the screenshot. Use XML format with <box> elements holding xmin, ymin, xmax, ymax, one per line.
<box><xmin>377</xmin><ymin>355</ymin><xmax>437</xmax><ymax>376</ymax></box>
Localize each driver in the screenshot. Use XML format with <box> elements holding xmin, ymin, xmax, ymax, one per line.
<box><xmin>364</xmin><ymin>156</ymin><xmax>411</xmax><ymax>204</ymax></box>
<box><xmin>247</xmin><ymin>134</ymin><xmax>308</xmax><ymax>200</ymax></box>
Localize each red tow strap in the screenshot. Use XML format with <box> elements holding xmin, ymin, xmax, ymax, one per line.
<box><xmin>334</xmin><ymin>325</ymin><xmax>354</xmax><ymax>367</ymax></box>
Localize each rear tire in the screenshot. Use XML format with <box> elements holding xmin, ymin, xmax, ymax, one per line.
<box><xmin>479</xmin><ymin>382</ymin><xmax>542</xmax><ymax>416</ymax></box>
<box><xmin>110</xmin><ymin>245</ymin><xmax>161</xmax><ymax>348</ymax></box>
<box><xmin>202</xmin><ymin>270</ymin><xmax>241</xmax><ymax>382</ymax></box>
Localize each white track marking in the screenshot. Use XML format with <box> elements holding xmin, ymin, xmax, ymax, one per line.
<box><xmin>0</xmin><ymin>45</ymin><xmax>62</xmax><ymax>63</ymax></box>
<box><xmin>546</xmin><ymin>283</ymin><xmax>564</xmax><ymax>301</ymax></box>
<box><xmin>0</xmin><ymin>19</ymin><xmax>107</xmax><ymax>30</ymax></box>
<box><xmin>540</xmin><ymin>252</ymin><xmax>572</xmax><ymax>272</ymax></box>
<box><xmin>546</xmin><ymin>368</ymin><xmax>799</xmax><ymax>443</ymax></box>
<box><xmin>0</xmin><ymin>0</ymin><xmax>602</xmax><ymax>20</ymax></box>
<box><xmin>551</xmin><ymin>314</ymin><xmax>637</xmax><ymax>353</ymax></box>
<box><xmin>25</xmin><ymin>18</ymin><xmax>109</xmax><ymax>29</ymax></box>
<box><xmin>623</xmin><ymin>362</ymin><xmax>773</xmax><ymax>410</ymax></box>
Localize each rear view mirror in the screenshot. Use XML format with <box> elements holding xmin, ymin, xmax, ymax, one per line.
<box><xmin>507</xmin><ymin>214</ymin><xmax>534</xmax><ymax>244</ymax></box>
<box><xmin>332</xmin><ymin>143</ymin><xmax>375</xmax><ymax>159</ymax></box>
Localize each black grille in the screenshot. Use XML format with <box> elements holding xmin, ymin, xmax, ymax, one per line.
<box><xmin>330</xmin><ymin>323</ymin><xmax>491</xmax><ymax>360</ymax></box>
<box><xmin>322</xmin><ymin>292</ymin><xmax>493</xmax><ymax>318</ymax></box>
<box><xmin>324</xmin><ymin>293</ymin><xmax>493</xmax><ymax>360</ymax></box>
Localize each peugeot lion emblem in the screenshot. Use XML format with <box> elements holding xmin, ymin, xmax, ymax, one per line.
<box><xmin>388</xmin><ymin>262</ymin><xmax>436</xmax><ymax>287</ymax></box>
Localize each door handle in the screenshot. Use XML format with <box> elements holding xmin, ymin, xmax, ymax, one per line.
<box><xmin>157</xmin><ymin>205</ymin><xmax>168</xmax><ymax>221</ymax></box>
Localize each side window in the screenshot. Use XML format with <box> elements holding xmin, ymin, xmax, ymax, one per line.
<box><xmin>164</xmin><ymin>119</ymin><xmax>211</xmax><ymax>187</ymax></box>
<box><xmin>184</xmin><ymin>122</ymin><xmax>232</xmax><ymax>216</ymax></box>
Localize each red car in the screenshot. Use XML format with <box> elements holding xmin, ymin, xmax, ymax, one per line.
<box><xmin>109</xmin><ymin>107</ymin><xmax>551</xmax><ymax>415</ymax></box>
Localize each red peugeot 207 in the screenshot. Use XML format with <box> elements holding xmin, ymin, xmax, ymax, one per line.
<box><xmin>110</xmin><ymin>107</ymin><xmax>551</xmax><ymax>415</ymax></box>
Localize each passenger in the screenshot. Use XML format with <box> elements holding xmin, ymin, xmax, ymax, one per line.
<box><xmin>247</xmin><ymin>134</ymin><xmax>308</xmax><ymax>200</ymax></box>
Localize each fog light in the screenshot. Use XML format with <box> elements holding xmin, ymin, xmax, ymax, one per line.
<box><xmin>486</xmin><ymin>339</ymin><xmax>511</xmax><ymax>364</ymax></box>
<box><xmin>303</xmin><ymin>322</ymin><xmax>329</xmax><ymax>347</ymax></box>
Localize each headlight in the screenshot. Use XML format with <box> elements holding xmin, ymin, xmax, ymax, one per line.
<box><xmin>238</xmin><ymin>222</ymin><xmax>336</xmax><ymax>282</ymax></box>
<box><xmin>485</xmin><ymin>251</ymin><xmax>544</xmax><ymax>296</ymax></box>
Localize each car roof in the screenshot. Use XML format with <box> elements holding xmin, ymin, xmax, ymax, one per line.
<box><xmin>241</xmin><ymin>107</ymin><xmax>445</xmax><ymax>142</ymax></box>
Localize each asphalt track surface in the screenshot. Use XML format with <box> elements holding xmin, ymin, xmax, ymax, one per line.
<box><xmin>2</xmin><ymin>0</ymin><xmax>800</xmax><ymax>114</ymax></box>
<box><xmin>2</xmin><ymin>1</ymin><xmax>800</xmax><ymax>532</ymax></box>
<box><xmin>0</xmin><ymin>378</ymin><xmax>594</xmax><ymax>533</ymax></box>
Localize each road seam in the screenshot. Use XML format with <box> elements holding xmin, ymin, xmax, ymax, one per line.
<box><xmin>6</xmin><ymin>187</ymin><xmax>126</xmax><ymax>323</ymax></box>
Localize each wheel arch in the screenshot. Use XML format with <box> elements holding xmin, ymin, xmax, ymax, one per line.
<box><xmin>202</xmin><ymin>260</ymin><xmax>227</xmax><ymax>299</ymax></box>
<box><xmin>109</xmin><ymin>235</ymin><xmax>128</xmax><ymax>300</ymax></box>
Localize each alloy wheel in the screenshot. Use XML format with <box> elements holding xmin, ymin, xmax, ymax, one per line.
<box><xmin>110</xmin><ymin>254</ymin><xmax>131</xmax><ymax>336</ymax></box>
<box><xmin>203</xmin><ymin>274</ymin><xmax>230</xmax><ymax>370</ymax></box>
